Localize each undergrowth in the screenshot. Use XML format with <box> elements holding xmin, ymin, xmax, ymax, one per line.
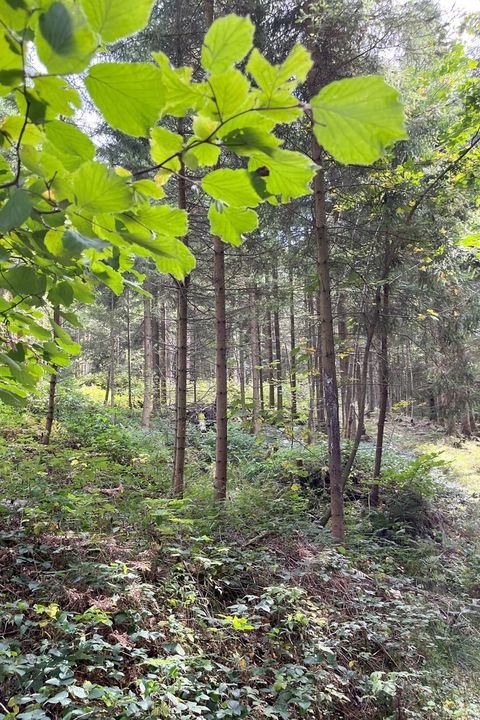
<box><xmin>0</xmin><ymin>390</ymin><xmax>479</xmax><ymax>719</ymax></box>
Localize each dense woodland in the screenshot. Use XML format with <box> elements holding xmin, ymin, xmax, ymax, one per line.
<box><xmin>0</xmin><ymin>0</ymin><xmax>480</xmax><ymax>718</ymax></box>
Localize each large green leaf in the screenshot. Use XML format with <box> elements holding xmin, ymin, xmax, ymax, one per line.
<box><xmin>208</xmin><ymin>204</ymin><xmax>258</xmax><ymax>246</ymax></box>
<box><xmin>45</xmin><ymin>120</ymin><xmax>95</xmax><ymax>171</ymax></box>
<box><xmin>85</xmin><ymin>63</ymin><xmax>164</xmax><ymax>137</ymax></box>
<box><xmin>36</xmin><ymin>1</ymin><xmax>98</xmax><ymax>74</ymax></box>
<box><xmin>71</xmin><ymin>162</ymin><xmax>133</xmax><ymax>214</ymax></box>
<box><xmin>202</xmin><ymin>169</ymin><xmax>262</xmax><ymax>207</ymax></box>
<box><xmin>201</xmin><ymin>15</ymin><xmax>254</xmax><ymax>74</ymax></box>
<box><xmin>80</xmin><ymin>0</ymin><xmax>155</xmax><ymax>43</ymax></box>
<box><xmin>0</xmin><ymin>189</ymin><xmax>32</xmax><ymax>232</ymax></box>
<box><xmin>311</xmin><ymin>75</ymin><xmax>407</xmax><ymax>165</ymax></box>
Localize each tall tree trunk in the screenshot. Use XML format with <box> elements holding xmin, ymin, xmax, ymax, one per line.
<box><xmin>266</xmin><ymin>310</ymin><xmax>275</xmax><ymax>409</ymax></box>
<box><xmin>142</xmin><ymin>289</ymin><xmax>154</xmax><ymax>429</ymax></box>
<box><xmin>172</xmin><ymin>279</ymin><xmax>188</xmax><ymax>496</ymax></box>
<box><xmin>250</xmin><ymin>288</ymin><xmax>261</xmax><ymax>434</ymax></box>
<box><xmin>337</xmin><ymin>293</ymin><xmax>349</xmax><ymax>431</ymax></box>
<box><xmin>152</xmin><ymin>282</ymin><xmax>161</xmax><ymax>413</ymax></box>
<box><xmin>160</xmin><ymin>302</ymin><xmax>167</xmax><ymax>406</ymax></box>
<box><xmin>370</xmin><ymin>282</ymin><xmax>390</xmax><ymax>506</ymax></box>
<box><xmin>214</xmin><ymin>235</ymin><xmax>227</xmax><ymax>500</ymax></box>
<box><xmin>43</xmin><ymin>307</ymin><xmax>61</xmax><ymax>445</ymax></box>
<box><xmin>108</xmin><ymin>291</ymin><xmax>116</xmax><ymax>417</ymax></box>
<box><xmin>342</xmin><ymin>289</ymin><xmax>381</xmax><ymax>485</ymax></box>
<box><xmin>126</xmin><ymin>289</ymin><xmax>133</xmax><ymax>410</ymax></box>
<box><xmin>272</xmin><ymin>266</ymin><xmax>283</xmax><ymax>417</ymax></box>
<box><xmin>258</xmin><ymin>325</ymin><xmax>265</xmax><ymax>412</ymax></box>
<box><xmin>239</xmin><ymin>329</ymin><xmax>246</xmax><ymax>409</ymax></box>
<box><xmin>289</xmin><ymin>268</ymin><xmax>297</xmax><ymax>420</ymax></box>
<box><xmin>312</xmin><ymin>143</ymin><xmax>344</xmax><ymax>541</ymax></box>
<box><xmin>172</xmin><ymin>10</ymin><xmax>190</xmax><ymax>495</ymax></box>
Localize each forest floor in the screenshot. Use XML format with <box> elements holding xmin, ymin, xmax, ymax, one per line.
<box><xmin>0</xmin><ymin>389</ymin><xmax>479</xmax><ymax>720</ymax></box>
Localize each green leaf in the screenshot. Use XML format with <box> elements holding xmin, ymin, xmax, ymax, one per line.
<box><xmin>80</xmin><ymin>0</ymin><xmax>155</xmax><ymax>43</ymax></box>
<box><xmin>48</xmin><ymin>281</ymin><xmax>75</xmax><ymax>306</ymax></box>
<box><xmin>36</xmin><ymin>1</ymin><xmax>98</xmax><ymax>75</ymax></box>
<box><xmin>184</xmin><ymin>142</ymin><xmax>220</xmax><ymax>169</ymax></box>
<box><xmin>0</xmin><ymin>0</ymin><xmax>30</xmax><ymax>31</ymax></box>
<box><xmin>208</xmin><ymin>204</ymin><xmax>258</xmax><ymax>246</ymax></box>
<box><xmin>221</xmin><ymin>126</ymin><xmax>280</xmax><ymax>155</ymax></box>
<box><xmin>45</xmin><ymin>120</ymin><xmax>95</xmax><ymax>171</ymax></box>
<box><xmin>311</xmin><ymin>75</ymin><xmax>407</xmax><ymax>165</ymax></box>
<box><xmin>150</xmin><ymin>127</ymin><xmax>183</xmax><ymax>173</ymax></box>
<box><xmin>0</xmin><ymin>190</ymin><xmax>32</xmax><ymax>232</ymax></box>
<box><xmin>0</xmin><ymin>29</ymin><xmax>23</xmax><ymax>96</ymax></box>
<box><xmin>71</xmin><ymin>162</ymin><xmax>132</xmax><ymax>214</ymax></box>
<box><xmin>85</xmin><ymin>63</ymin><xmax>164</xmax><ymax>137</ymax></box>
<box><xmin>152</xmin><ymin>52</ymin><xmax>203</xmax><ymax>116</ymax></box>
<box><xmin>207</xmin><ymin>69</ymin><xmax>253</xmax><ymax>120</ymax></box>
<box><xmin>247</xmin><ymin>45</ymin><xmax>312</xmax><ymax>97</ymax></box>
<box><xmin>202</xmin><ymin>169</ymin><xmax>262</xmax><ymax>207</ymax></box>
<box><xmin>3</xmin><ymin>265</ymin><xmax>46</xmax><ymax>297</ymax></box>
<box><xmin>24</xmin><ymin>76</ymin><xmax>81</xmax><ymax>120</ymax></box>
<box><xmin>201</xmin><ymin>15</ymin><xmax>254</xmax><ymax>74</ymax></box>
<box><xmin>135</xmin><ymin>205</ymin><xmax>188</xmax><ymax>238</ymax></box>
<box><xmin>131</xmin><ymin>235</ymin><xmax>195</xmax><ymax>280</ymax></box>
<box><xmin>248</xmin><ymin>149</ymin><xmax>315</xmax><ymax>201</ymax></box>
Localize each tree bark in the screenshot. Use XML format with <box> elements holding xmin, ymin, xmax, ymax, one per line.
<box><xmin>272</xmin><ymin>266</ymin><xmax>283</xmax><ymax>417</ymax></box>
<box><xmin>43</xmin><ymin>307</ymin><xmax>61</xmax><ymax>445</ymax></box>
<box><xmin>312</xmin><ymin>142</ymin><xmax>344</xmax><ymax>541</ymax></box>
<box><xmin>214</xmin><ymin>236</ymin><xmax>228</xmax><ymax>500</ymax></box>
<box><xmin>142</xmin><ymin>288</ymin><xmax>154</xmax><ymax>429</ymax></box>
<box><xmin>160</xmin><ymin>302</ymin><xmax>167</xmax><ymax>405</ymax></box>
<box><xmin>370</xmin><ymin>282</ymin><xmax>390</xmax><ymax>506</ymax></box>
<box><xmin>289</xmin><ymin>268</ymin><xmax>297</xmax><ymax>420</ymax></box>
<box><xmin>266</xmin><ymin>310</ymin><xmax>275</xmax><ymax>409</ymax></box>
<box><xmin>250</xmin><ymin>288</ymin><xmax>262</xmax><ymax>434</ymax></box>
<box><xmin>126</xmin><ymin>289</ymin><xmax>133</xmax><ymax>410</ymax></box>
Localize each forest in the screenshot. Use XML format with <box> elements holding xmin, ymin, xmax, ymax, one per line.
<box><xmin>0</xmin><ymin>0</ymin><xmax>479</xmax><ymax>717</ymax></box>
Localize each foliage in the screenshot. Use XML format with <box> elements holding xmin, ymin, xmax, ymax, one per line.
<box><xmin>0</xmin><ymin>5</ymin><xmax>405</xmax><ymax>403</ymax></box>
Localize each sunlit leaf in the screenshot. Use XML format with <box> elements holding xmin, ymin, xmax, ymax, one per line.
<box><xmin>80</xmin><ymin>0</ymin><xmax>155</xmax><ymax>43</ymax></box>
<box><xmin>201</xmin><ymin>14</ymin><xmax>254</xmax><ymax>74</ymax></box>
<box><xmin>311</xmin><ymin>75</ymin><xmax>407</xmax><ymax>165</ymax></box>
<box><xmin>85</xmin><ymin>63</ymin><xmax>164</xmax><ymax>137</ymax></box>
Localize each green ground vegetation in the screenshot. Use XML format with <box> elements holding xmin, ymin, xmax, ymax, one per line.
<box><xmin>0</xmin><ymin>386</ymin><xmax>479</xmax><ymax>720</ymax></box>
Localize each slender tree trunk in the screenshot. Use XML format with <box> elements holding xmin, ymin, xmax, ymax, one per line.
<box><xmin>152</xmin><ymin>283</ymin><xmax>161</xmax><ymax>413</ymax></box>
<box><xmin>258</xmin><ymin>326</ymin><xmax>265</xmax><ymax>412</ymax></box>
<box><xmin>142</xmin><ymin>289</ymin><xmax>154</xmax><ymax>429</ymax></box>
<box><xmin>108</xmin><ymin>292</ymin><xmax>116</xmax><ymax>417</ymax></box>
<box><xmin>126</xmin><ymin>289</ymin><xmax>133</xmax><ymax>410</ymax></box>
<box><xmin>172</xmin><ymin>12</ymin><xmax>189</xmax><ymax>495</ymax></box>
<box><xmin>273</xmin><ymin>266</ymin><xmax>283</xmax><ymax>417</ymax></box>
<box><xmin>43</xmin><ymin>307</ymin><xmax>61</xmax><ymax>445</ymax></box>
<box><xmin>214</xmin><ymin>235</ymin><xmax>227</xmax><ymax>499</ymax></box>
<box><xmin>251</xmin><ymin>288</ymin><xmax>261</xmax><ymax>434</ymax></box>
<box><xmin>370</xmin><ymin>282</ymin><xmax>390</xmax><ymax>506</ymax></box>
<box><xmin>342</xmin><ymin>290</ymin><xmax>381</xmax><ymax>485</ymax></box>
<box><xmin>266</xmin><ymin>310</ymin><xmax>275</xmax><ymax>409</ymax></box>
<box><xmin>337</xmin><ymin>293</ymin><xmax>349</xmax><ymax>431</ymax></box>
<box><xmin>239</xmin><ymin>328</ymin><xmax>246</xmax><ymax>408</ymax></box>
<box><xmin>160</xmin><ymin>302</ymin><xmax>167</xmax><ymax>405</ymax></box>
<box><xmin>289</xmin><ymin>269</ymin><xmax>297</xmax><ymax>420</ymax></box>
<box><xmin>312</xmin><ymin>142</ymin><xmax>344</xmax><ymax>541</ymax></box>
<box><xmin>315</xmin><ymin>290</ymin><xmax>327</xmax><ymax>433</ymax></box>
